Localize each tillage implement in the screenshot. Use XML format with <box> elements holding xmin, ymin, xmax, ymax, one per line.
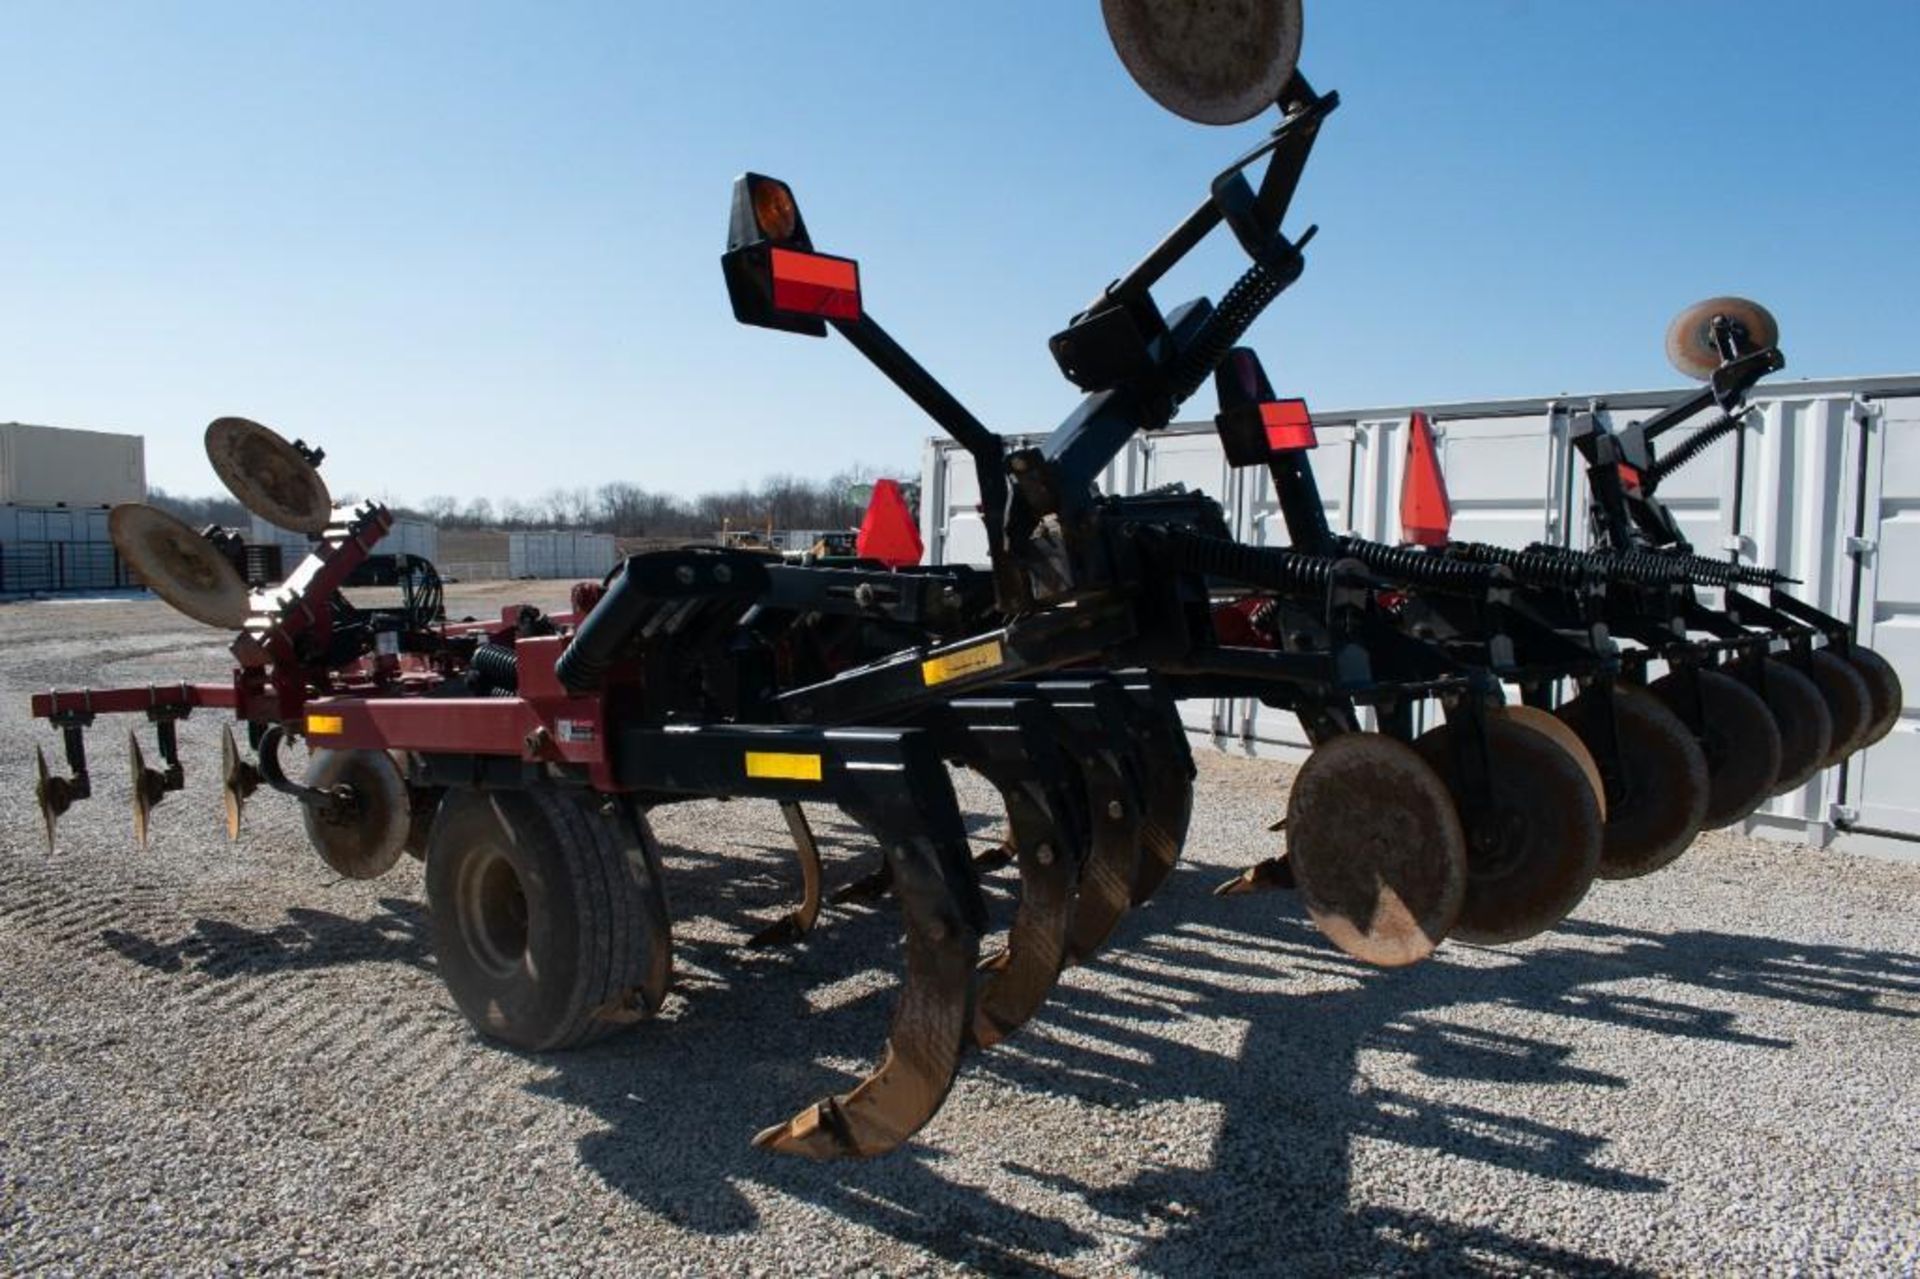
<box><xmin>23</xmin><ymin>0</ymin><xmax>1897</xmax><ymax>1160</ymax></box>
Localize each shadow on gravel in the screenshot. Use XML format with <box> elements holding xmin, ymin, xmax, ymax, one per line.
<box><xmin>533</xmin><ymin>858</ymin><xmax>1920</xmax><ymax>1274</ymax></box>
<box><xmin>87</xmin><ymin>828</ymin><xmax>1920</xmax><ymax>1274</ymax></box>
<box><xmin>99</xmin><ymin>897</ymin><xmax>432</xmax><ymax>977</ymax></box>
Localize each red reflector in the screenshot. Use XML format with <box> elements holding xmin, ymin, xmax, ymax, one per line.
<box><xmin>855</xmin><ymin>478</ymin><xmax>923</xmax><ymax>568</ymax></box>
<box><xmin>769</xmin><ymin>248</ymin><xmax>860</xmax><ymax>321</ymax></box>
<box><xmin>1260</xmin><ymin>400</ymin><xmax>1317</xmax><ymax>452</ymax></box>
<box><xmin>1617</xmin><ymin>463</ymin><xmax>1643</xmax><ymax>495</ymax></box>
<box><xmin>1400</xmin><ymin>411</ymin><xmax>1453</xmax><ymax>547</ymax></box>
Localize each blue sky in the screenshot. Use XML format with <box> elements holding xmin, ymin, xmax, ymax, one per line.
<box><xmin>3</xmin><ymin>2</ymin><xmax>1916</xmax><ymax>507</ymax></box>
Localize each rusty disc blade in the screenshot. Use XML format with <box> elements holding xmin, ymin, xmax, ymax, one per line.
<box><xmin>1501</xmin><ymin>704</ymin><xmax>1605</xmax><ymax>821</ymax></box>
<box><xmin>1556</xmin><ymin>684</ymin><xmax>1709</xmax><ymax>880</ymax></box>
<box><xmin>301</xmin><ymin>748</ymin><xmax>410</xmax><ymax>879</ymax></box>
<box><xmin>34</xmin><ymin>746</ymin><xmax>60</xmax><ymax>853</ymax></box>
<box><xmin>1649</xmin><ymin>667</ymin><xmax>1781</xmax><ymax>828</ymax></box>
<box><xmin>1414</xmin><ymin>716</ymin><xmax>1602</xmax><ymax>946</ymax></box>
<box><xmin>110</xmin><ymin>504</ymin><xmax>251</xmax><ymax>629</ymax></box>
<box><xmin>1806</xmin><ymin>648</ymin><xmax>1872</xmax><ymax>767</ymax></box>
<box><xmin>129</xmin><ymin>732</ymin><xmax>160</xmax><ymax>849</ymax></box>
<box><xmin>1102</xmin><ymin>0</ymin><xmax>1303</xmax><ymax>125</ymax></box>
<box><xmin>1664</xmin><ymin>296</ymin><xmax>1779</xmax><ymax>381</ymax></box>
<box><xmin>220</xmin><ymin>725</ymin><xmax>254</xmax><ymax>841</ymax></box>
<box><xmin>1846</xmin><ymin>645</ymin><xmax>1904</xmax><ymax>748</ymax></box>
<box><xmin>205</xmin><ymin>417</ymin><xmax>333</xmax><ymax>535</ymax></box>
<box><xmin>1284</xmin><ymin>732</ymin><xmax>1467</xmax><ymax>968</ymax></box>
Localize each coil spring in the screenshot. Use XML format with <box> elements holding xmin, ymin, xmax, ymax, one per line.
<box><xmin>469</xmin><ymin>642</ymin><xmax>519</xmax><ymax>694</ymax></box>
<box><xmin>1152</xmin><ymin>527</ymin><xmax>1335</xmax><ymax>597</ymax></box>
<box><xmin>1331</xmin><ymin>537</ymin><xmax>1501</xmax><ymax>594</ymax></box>
<box><xmin>1169</xmin><ymin>258</ymin><xmax>1288</xmax><ymax>405</ymax></box>
<box><xmin>1446</xmin><ymin>542</ymin><xmax>1598</xmax><ymax>590</ymax></box>
<box><xmin>1664</xmin><ymin>551</ymin><xmax>1785</xmax><ymax>589</ymax></box>
<box><xmin>1645</xmin><ymin>412</ymin><xmax>1743</xmax><ymax>489</ymax></box>
<box><xmin>1588</xmin><ymin>549</ymin><xmax>1691</xmax><ymax>587</ymax></box>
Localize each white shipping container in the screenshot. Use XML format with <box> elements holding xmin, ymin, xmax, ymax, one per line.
<box><xmin>574</xmin><ymin>532</ymin><xmax>617</xmax><ymax>579</ymax></box>
<box><xmin>510</xmin><ymin>531</ymin><xmax>616</xmax><ymax>579</ymax></box>
<box><xmin>0</xmin><ymin>422</ymin><xmax>145</xmax><ymax>507</ymax></box>
<box><xmin>250</xmin><ymin>513</ymin><xmax>439</xmax><ymax>577</ymax></box>
<box><xmin>384</xmin><ymin>519</ymin><xmax>440</xmax><ymax>564</ymax></box>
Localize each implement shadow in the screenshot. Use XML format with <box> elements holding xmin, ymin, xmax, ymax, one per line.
<box><xmin>986</xmin><ymin>886</ymin><xmax>1919</xmax><ymax>1275</ymax></box>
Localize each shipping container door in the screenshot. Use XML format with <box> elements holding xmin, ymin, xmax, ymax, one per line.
<box><xmin>1733</xmin><ymin>395</ymin><xmax>1859</xmax><ymax>823</ymax></box>
<box><xmin>1846</xmin><ymin>395</ymin><xmax>1920</xmax><ymax>846</ymax></box>
<box><xmin>934</xmin><ymin>447</ymin><xmax>989</xmax><ymax>566</ymax></box>
<box><xmin>1423</xmin><ymin>413</ymin><xmax>1562</xmax><ymax>550</ymax></box>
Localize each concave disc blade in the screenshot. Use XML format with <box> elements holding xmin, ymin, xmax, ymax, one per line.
<box><xmin>1502</xmin><ymin>704</ymin><xmax>1606</xmax><ymax>821</ymax></box>
<box><xmin>129</xmin><ymin>732</ymin><xmax>155</xmax><ymax>848</ymax></box>
<box><xmin>1649</xmin><ymin>668</ymin><xmax>1781</xmax><ymax>828</ymax></box>
<box><xmin>220</xmin><ymin>726</ymin><xmax>246</xmax><ymax>841</ymax></box>
<box><xmin>34</xmin><ymin>746</ymin><xmax>59</xmax><ymax>853</ymax></box>
<box><xmin>1284</xmin><ymin>732</ymin><xmax>1467</xmax><ymax>968</ymax></box>
<box><xmin>1101</xmin><ymin>0</ymin><xmax>1303</xmax><ymax>126</ymax></box>
<box><xmin>302</xmin><ymin>749</ymin><xmax>411</xmax><ymax>880</ymax></box>
<box><xmin>205</xmin><ymin>417</ymin><xmax>333</xmax><ymax>535</ymax></box>
<box><xmin>1751</xmin><ymin>658</ymin><xmax>1833</xmax><ymax>796</ymax></box>
<box><xmin>1664</xmin><ymin>296</ymin><xmax>1779</xmax><ymax>381</ymax></box>
<box><xmin>1846</xmin><ymin>646</ymin><xmax>1904</xmax><ymax>748</ymax></box>
<box><xmin>1806</xmin><ymin>648</ymin><xmax>1872</xmax><ymax>767</ymax></box>
<box><xmin>1556</xmin><ymin>684</ymin><xmax>1709</xmax><ymax>880</ymax></box>
<box><xmin>1414</xmin><ymin>716</ymin><xmax>1602</xmax><ymax>946</ymax></box>
<box><xmin>110</xmin><ymin>504</ymin><xmax>251</xmax><ymax>628</ymax></box>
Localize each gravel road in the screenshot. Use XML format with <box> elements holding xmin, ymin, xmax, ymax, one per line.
<box><xmin>2</xmin><ymin>589</ymin><xmax>1917</xmax><ymax>1275</ymax></box>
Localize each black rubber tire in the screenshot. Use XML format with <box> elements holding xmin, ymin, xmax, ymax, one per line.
<box><xmin>1847</xmin><ymin>645</ymin><xmax>1904</xmax><ymax>748</ymax></box>
<box><xmin>1414</xmin><ymin>717</ymin><xmax>1602</xmax><ymax>946</ymax></box>
<box><xmin>426</xmin><ymin>789</ymin><xmax>673</xmax><ymax>1051</ymax></box>
<box><xmin>1650</xmin><ymin>668</ymin><xmax>1781</xmax><ymax>828</ymax></box>
<box><xmin>1806</xmin><ymin>648</ymin><xmax>1872</xmax><ymax>768</ymax></box>
<box><xmin>1557</xmin><ymin>684</ymin><xmax>1710</xmax><ymax>880</ymax></box>
<box><xmin>1749</xmin><ymin>658</ymin><xmax>1834</xmax><ymax>796</ymax></box>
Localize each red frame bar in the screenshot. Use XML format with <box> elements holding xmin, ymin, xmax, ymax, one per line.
<box><xmin>302</xmin><ymin>694</ymin><xmax>606</xmax><ymax>766</ymax></box>
<box><xmin>31</xmin><ymin>682</ymin><xmax>239</xmax><ymax>719</ymax></box>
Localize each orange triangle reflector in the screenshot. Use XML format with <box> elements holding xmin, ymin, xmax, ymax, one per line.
<box><xmin>856</xmin><ymin>479</ymin><xmax>923</xmax><ymax>568</ymax></box>
<box><xmin>1400</xmin><ymin>411</ymin><xmax>1453</xmax><ymax>547</ymax></box>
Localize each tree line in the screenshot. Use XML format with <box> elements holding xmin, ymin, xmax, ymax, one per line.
<box><xmin>149</xmin><ymin>465</ymin><xmax>912</xmax><ymax>540</ymax></box>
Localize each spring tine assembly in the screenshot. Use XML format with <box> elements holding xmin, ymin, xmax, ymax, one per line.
<box><xmin>751</xmin><ymin>734</ymin><xmax>985</xmax><ymax>1159</ymax></box>
<box><xmin>934</xmin><ymin>698</ymin><xmax>1085</xmax><ymax>1051</ymax></box>
<box><xmin>33</xmin><ymin>716</ymin><xmax>94</xmax><ymax>853</ymax></box>
<box><xmin>129</xmin><ymin>712</ymin><xmax>188</xmax><ymax>849</ymax></box>
<box><xmin>746</xmin><ymin>801</ymin><xmax>825</xmax><ymax>947</ymax></box>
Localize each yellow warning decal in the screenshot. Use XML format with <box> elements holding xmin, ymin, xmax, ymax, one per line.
<box><xmin>745</xmin><ymin>751</ymin><xmax>823</xmax><ymax>782</ymax></box>
<box><xmin>921</xmin><ymin>639</ymin><xmax>1004</xmax><ymax>687</ymax></box>
<box><xmin>306</xmin><ymin>714</ymin><xmax>344</xmax><ymax>736</ymax></box>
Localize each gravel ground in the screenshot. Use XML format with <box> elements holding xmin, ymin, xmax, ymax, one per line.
<box><xmin>1</xmin><ymin>588</ymin><xmax>1917</xmax><ymax>1276</ymax></box>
